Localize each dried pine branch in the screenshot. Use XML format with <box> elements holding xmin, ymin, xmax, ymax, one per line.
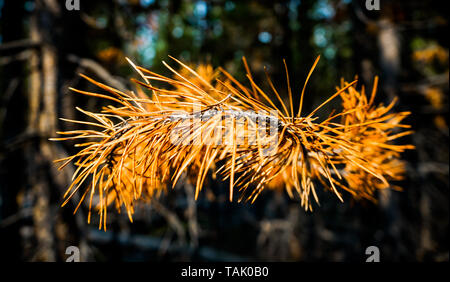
<box><xmin>51</xmin><ymin>56</ymin><xmax>414</xmax><ymax>230</ymax></box>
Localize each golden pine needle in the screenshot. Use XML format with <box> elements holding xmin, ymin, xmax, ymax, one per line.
<box><xmin>51</xmin><ymin>56</ymin><xmax>414</xmax><ymax>230</ymax></box>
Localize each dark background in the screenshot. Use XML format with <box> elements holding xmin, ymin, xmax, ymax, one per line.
<box><xmin>0</xmin><ymin>0</ymin><xmax>448</xmax><ymax>262</ymax></box>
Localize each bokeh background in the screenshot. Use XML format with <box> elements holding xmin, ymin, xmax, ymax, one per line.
<box><xmin>0</xmin><ymin>0</ymin><xmax>448</xmax><ymax>262</ymax></box>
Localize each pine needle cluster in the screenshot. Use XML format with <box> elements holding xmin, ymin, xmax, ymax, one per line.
<box><xmin>51</xmin><ymin>56</ymin><xmax>414</xmax><ymax>230</ymax></box>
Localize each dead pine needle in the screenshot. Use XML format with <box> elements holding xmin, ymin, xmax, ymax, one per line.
<box><xmin>52</xmin><ymin>56</ymin><xmax>414</xmax><ymax>230</ymax></box>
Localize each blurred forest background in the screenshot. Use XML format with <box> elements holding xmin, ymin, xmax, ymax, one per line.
<box><xmin>0</xmin><ymin>0</ymin><xmax>448</xmax><ymax>262</ymax></box>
